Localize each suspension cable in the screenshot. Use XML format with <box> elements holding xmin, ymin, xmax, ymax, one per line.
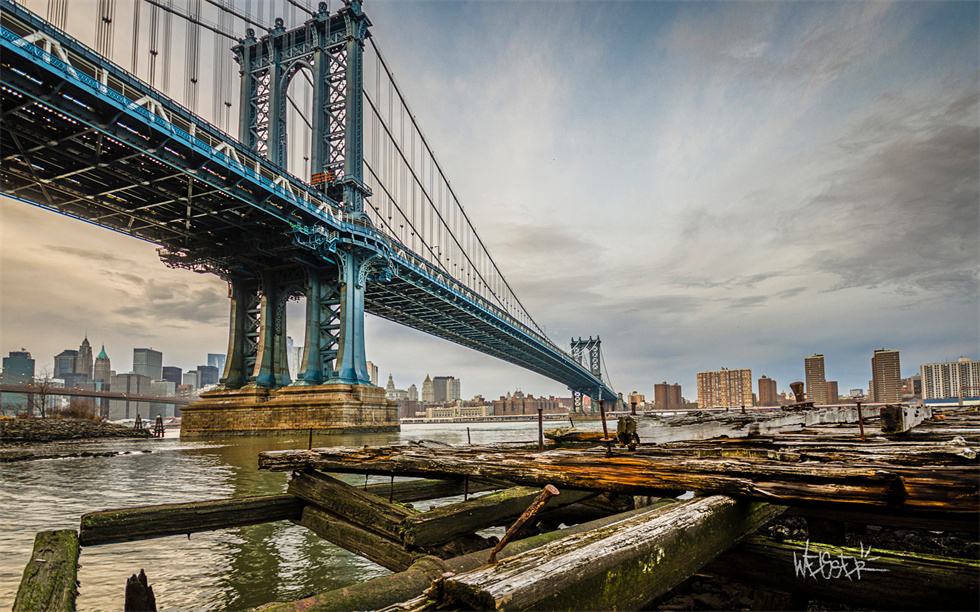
<box><xmin>202</xmin><ymin>0</ymin><xmax>270</xmax><ymax>32</ymax></box>
<box><xmin>141</xmin><ymin>0</ymin><xmax>240</xmax><ymax>41</ymax></box>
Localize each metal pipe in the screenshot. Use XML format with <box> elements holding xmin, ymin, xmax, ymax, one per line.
<box><xmin>487</xmin><ymin>485</ymin><xmax>559</xmax><ymax>564</ymax></box>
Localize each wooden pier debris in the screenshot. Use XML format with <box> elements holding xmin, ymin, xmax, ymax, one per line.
<box><xmin>253</xmin><ymin>502</ymin><xmax>680</xmax><ymax>612</ymax></box>
<box><xmin>440</xmin><ymin>496</ymin><xmax>783</xmax><ymax>611</ymax></box>
<box><xmin>881</xmin><ymin>404</ymin><xmax>933</xmax><ymax>435</ymax></box>
<box><xmin>705</xmin><ymin>535</ymin><xmax>980</xmax><ymax>611</ymax></box>
<box><xmin>79</xmin><ymin>494</ymin><xmax>306</xmax><ymax>545</ymax></box>
<box><xmin>13</xmin><ymin>529</ymin><xmax>80</xmax><ymax>612</ymax></box>
<box><xmin>259</xmin><ymin>442</ymin><xmax>979</xmax><ymax>516</ymax></box>
<box><xmin>299</xmin><ymin>505</ymin><xmax>420</xmax><ymax>572</ymax></box>
<box><xmin>631</xmin><ymin>405</ymin><xmax>884</xmax><ymax>445</ymax></box>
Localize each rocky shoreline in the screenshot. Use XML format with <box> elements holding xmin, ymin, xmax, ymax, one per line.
<box><xmin>0</xmin><ymin>417</ymin><xmax>152</xmax><ymax>443</ymax></box>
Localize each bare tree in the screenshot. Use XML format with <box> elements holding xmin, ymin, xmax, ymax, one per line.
<box><xmin>29</xmin><ymin>369</ymin><xmax>59</xmax><ymax>418</ymax></box>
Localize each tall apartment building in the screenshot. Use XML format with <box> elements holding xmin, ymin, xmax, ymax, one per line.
<box><xmin>870</xmin><ymin>349</ymin><xmax>901</xmax><ymax>403</ymax></box>
<box><xmin>365</xmin><ymin>361</ymin><xmax>379</xmax><ymax>386</ymax></box>
<box><xmin>653</xmin><ymin>382</ymin><xmax>683</xmax><ymax>410</ymax></box>
<box><xmin>133</xmin><ymin>348</ymin><xmax>163</xmax><ymax>381</ymax></box>
<box><xmin>431</xmin><ymin>376</ymin><xmax>459</xmax><ymax>403</ymax></box>
<box><xmin>53</xmin><ymin>349</ymin><xmax>77</xmax><ymax>379</ymax></box>
<box><xmin>825</xmin><ymin>381</ymin><xmax>839</xmax><ymax>404</ymax></box>
<box><xmin>697</xmin><ymin>368</ymin><xmax>752</xmax><ymax>409</ymax></box>
<box><xmin>758</xmin><ymin>375</ymin><xmax>777</xmax><ymax>407</ymax></box>
<box><xmin>627</xmin><ymin>392</ymin><xmax>646</xmax><ymax>407</ymax></box>
<box><xmin>162</xmin><ymin>366</ymin><xmax>183</xmax><ymax>387</ymax></box>
<box><xmin>921</xmin><ymin>358</ymin><xmax>980</xmax><ymax>400</ymax></box>
<box><xmin>804</xmin><ymin>354</ymin><xmax>828</xmax><ymax>405</ymax></box>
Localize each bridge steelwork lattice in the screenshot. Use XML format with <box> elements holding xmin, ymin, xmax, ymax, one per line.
<box><xmin>0</xmin><ymin>0</ymin><xmax>616</xmax><ymax>407</ymax></box>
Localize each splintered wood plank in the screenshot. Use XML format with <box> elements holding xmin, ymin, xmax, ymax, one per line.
<box><xmin>442</xmin><ymin>496</ymin><xmax>783</xmax><ymax>611</ymax></box>
<box><xmin>13</xmin><ymin>530</ymin><xmax>80</xmax><ymax>612</ymax></box>
<box><xmin>79</xmin><ymin>494</ymin><xmax>306</xmax><ymax>546</ymax></box>
<box><xmin>259</xmin><ymin>445</ymin><xmax>979</xmax><ymax>515</ymax></box>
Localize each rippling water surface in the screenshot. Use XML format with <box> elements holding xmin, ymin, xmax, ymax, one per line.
<box><xmin>0</xmin><ymin>421</ymin><xmax>585</xmax><ymax>611</ymax></box>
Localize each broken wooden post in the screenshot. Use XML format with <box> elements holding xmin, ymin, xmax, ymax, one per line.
<box><xmin>80</xmin><ymin>494</ymin><xmax>305</xmax><ymax>545</ymax></box>
<box><xmin>442</xmin><ymin>496</ymin><xmax>783</xmax><ymax>611</ymax></box>
<box><xmin>13</xmin><ymin>529</ymin><xmax>80</xmax><ymax>612</ymax></box>
<box><xmin>537</xmin><ymin>408</ymin><xmax>544</xmax><ymax>451</ymax></box>
<box><xmin>705</xmin><ymin>536</ymin><xmax>980</xmax><ymax>611</ymax></box>
<box><xmin>857</xmin><ymin>400</ymin><xmax>866</xmax><ymax>441</ymax></box>
<box><xmin>124</xmin><ymin>568</ymin><xmax>157</xmax><ymax>612</ymax></box>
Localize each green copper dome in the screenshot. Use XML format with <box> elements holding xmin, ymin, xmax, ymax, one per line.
<box><xmin>96</xmin><ymin>345</ymin><xmax>109</xmax><ymax>360</ymax></box>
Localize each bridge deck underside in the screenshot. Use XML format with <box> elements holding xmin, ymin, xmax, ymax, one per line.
<box><xmin>1</xmin><ymin>7</ymin><xmax>615</xmax><ymax>402</ymax></box>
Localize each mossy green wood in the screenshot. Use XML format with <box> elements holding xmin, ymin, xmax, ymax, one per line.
<box><xmin>442</xmin><ymin>496</ymin><xmax>783</xmax><ymax>611</ymax></box>
<box><xmin>299</xmin><ymin>505</ymin><xmax>421</xmax><ymax>572</ymax></box>
<box><xmin>13</xmin><ymin>530</ymin><xmax>80</xmax><ymax>612</ymax></box>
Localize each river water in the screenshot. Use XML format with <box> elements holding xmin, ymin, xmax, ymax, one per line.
<box><xmin>0</xmin><ymin>421</ymin><xmax>594</xmax><ymax>611</ymax></box>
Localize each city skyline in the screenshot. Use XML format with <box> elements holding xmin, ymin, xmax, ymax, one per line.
<box><xmin>1</xmin><ymin>0</ymin><xmax>977</xmax><ymax>400</ymax></box>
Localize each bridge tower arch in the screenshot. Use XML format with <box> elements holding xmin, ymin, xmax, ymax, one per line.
<box><xmin>225</xmin><ymin>0</ymin><xmax>378</xmax><ymax>390</ymax></box>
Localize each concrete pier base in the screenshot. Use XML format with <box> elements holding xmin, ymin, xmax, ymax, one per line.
<box><xmin>179</xmin><ymin>384</ymin><xmax>398</xmax><ymax>438</ymax></box>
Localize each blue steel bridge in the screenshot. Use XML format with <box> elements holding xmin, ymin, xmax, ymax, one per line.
<box><xmin>0</xmin><ymin>0</ymin><xmax>617</xmax><ymax>409</ymax></box>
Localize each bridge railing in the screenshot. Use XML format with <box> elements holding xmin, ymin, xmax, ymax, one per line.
<box><xmin>2</xmin><ymin>0</ymin><xmax>343</xmax><ymax>227</ymax></box>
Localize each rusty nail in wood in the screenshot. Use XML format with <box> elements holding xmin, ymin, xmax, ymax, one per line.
<box><xmin>487</xmin><ymin>484</ymin><xmax>560</xmax><ymax>564</ymax></box>
<box><xmin>467</xmin><ymin>426</ymin><xmax>471</xmax><ymax>445</ymax></box>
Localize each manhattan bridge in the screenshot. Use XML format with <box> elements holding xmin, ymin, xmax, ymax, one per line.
<box><xmin>0</xmin><ymin>0</ymin><xmax>619</xmax><ymax>419</ymax></box>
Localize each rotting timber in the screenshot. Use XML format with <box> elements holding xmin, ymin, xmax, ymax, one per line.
<box><xmin>16</xmin><ymin>406</ymin><xmax>979</xmax><ymax>611</ymax></box>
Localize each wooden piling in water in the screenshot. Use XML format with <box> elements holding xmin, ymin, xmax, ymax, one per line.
<box><xmin>13</xmin><ymin>529</ymin><xmax>80</xmax><ymax>612</ymax></box>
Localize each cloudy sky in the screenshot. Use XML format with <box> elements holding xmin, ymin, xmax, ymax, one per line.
<box><xmin>2</xmin><ymin>0</ymin><xmax>977</xmax><ymax>401</ymax></box>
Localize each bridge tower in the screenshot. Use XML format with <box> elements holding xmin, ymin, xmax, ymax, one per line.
<box><xmin>570</xmin><ymin>336</ymin><xmax>602</xmax><ymax>413</ymax></box>
<box><xmin>179</xmin><ymin>1</ymin><xmax>395</xmax><ymax>436</ymax></box>
<box><xmin>217</xmin><ymin>0</ymin><xmax>380</xmax><ymax>391</ymax></box>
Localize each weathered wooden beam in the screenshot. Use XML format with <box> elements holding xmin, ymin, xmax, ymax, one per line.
<box><xmin>881</xmin><ymin>404</ymin><xmax>933</xmax><ymax>434</ymax></box>
<box><xmin>253</xmin><ymin>501</ymin><xmax>680</xmax><ymax>612</ymax></box>
<box><xmin>363</xmin><ymin>478</ymin><xmax>501</xmax><ymax>503</ymax></box>
<box><xmin>401</xmin><ymin>486</ymin><xmax>595</xmax><ymax>548</ymax></box>
<box><xmin>441</xmin><ymin>496</ymin><xmax>783</xmax><ymax>611</ymax></box>
<box><xmin>705</xmin><ymin>535</ymin><xmax>980</xmax><ymax>610</ymax></box>
<box><xmin>298</xmin><ymin>505</ymin><xmax>420</xmax><ymax>572</ymax></box>
<box><xmin>13</xmin><ymin>530</ymin><xmax>80</xmax><ymax>612</ymax></box>
<box><xmin>287</xmin><ymin>470</ymin><xmax>414</xmax><ymax>542</ymax></box>
<box><xmin>79</xmin><ymin>494</ymin><xmax>306</xmax><ymax>546</ymax></box>
<box><xmin>784</xmin><ymin>506</ymin><xmax>980</xmax><ymax>534</ymax></box>
<box><xmin>259</xmin><ymin>445</ymin><xmax>979</xmax><ymax>515</ymax></box>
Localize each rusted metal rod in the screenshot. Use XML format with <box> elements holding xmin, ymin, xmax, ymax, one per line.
<box><xmin>631</xmin><ymin>401</ymin><xmax>637</xmax><ymax>416</ymax></box>
<box><xmin>487</xmin><ymin>485</ymin><xmax>560</xmax><ymax>564</ymax></box>
<box><xmin>537</xmin><ymin>408</ymin><xmax>544</xmax><ymax>451</ymax></box>
<box><xmin>599</xmin><ymin>399</ymin><xmax>613</xmax><ymax>457</ymax></box>
<box><xmin>857</xmin><ymin>400</ymin><xmax>866</xmax><ymax>442</ymax></box>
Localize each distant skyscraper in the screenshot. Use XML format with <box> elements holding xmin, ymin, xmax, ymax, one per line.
<box><xmin>207</xmin><ymin>353</ymin><xmax>226</xmax><ymax>376</ymax></box>
<box><xmin>197</xmin><ymin>365</ymin><xmax>219</xmax><ymax>387</ymax></box>
<box><xmin>54</xmin><ymin>349</ymin><xmax>78</xmax><ymax>380</ymax></box>
<box><xmin>94</xmin><ymin>346</ymin><xmax>112</xmax><ymax>384</ymax></box>
<box><xmin>366</xmin><ymin>361</ymin><xmax>379</xmax><ymax>386</ymax></box>
<box><xmin>697</xmin><ymin>368</ymin><xmax>752</xmax><ymax>409</ymax></box>
<box><xmin>422</xmin><ymin>374</ymin><xmax>434</xmax><ymax>403</ymax></box>
<box><xmin>407</xmin><ymin>384</ymin><xmax>418</xmax><ymax>401</ymax></box>
<box><xmin>183</xmin><ymin>370</ymin><xmax>200</xmax><ymax>389</ymax></box>
<box><xmin>825</xmin><ymin>381</ymin><xmax>839</xmax><ymax>404</ymax></box>
<box><xmin>431</xmin><ymin>376</ymin><xmax>459</xmax><ymax>403</ymax></box>
<box><xmin>871</xmin><ymin>349</ymin><xmax>901</xmax><ymax>403</ymax></box>
<box><xmin>162</xmin><ymin>366</ymin><xmax>182</xmax><ymax>387</ymax></box>
<box><xmin>758</xmin><ymin>376</ymin><xmax>777</xmax><ymax>407</ymax></box>
<box><xmin>921</xmin><ymin>357</ymin><xmax>980</xmax><ymax>400</ymax></box>
<box><xmin>108</xmin><ymin>372</ymin><xmax>151</xmax><ymax>420</ymax></box>
<box><xmin>133</xmin><ymin>348</ymin><xmax>163</xmax><ymax>381</ymax></box>
<box><xmin>76</xmin><ymin>336</ymin><xmax>93</xmax><ymax>379</ymax></box>
<box><xmin>653</xmin><ymin>382</ymin><xmax>683</xmax><ymax>410</ymax></box>
<box><xmin>804</xmin><ymin>354</ymin><xmax>828</xmax><ymax>405</ymax></box>
<box><xmin>2</xmin><ymin>350</ymin><xmax>35</xmax><ymax>412</ymax></box>
<box><xmin>449</xmin><ymin>378</ymin><xmax>461</xmax><ymax>402</ymax></box>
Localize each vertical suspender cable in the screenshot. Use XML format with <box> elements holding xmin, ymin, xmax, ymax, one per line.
<box><xmin>131</xmin><ymin>0</ymin><xmax>140</xmax><ymax>74</ymax></box>
<box><xmin>160</xmin><ymin>0</ymin><xmax>172</xmax><ymax>94</ymax></box>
